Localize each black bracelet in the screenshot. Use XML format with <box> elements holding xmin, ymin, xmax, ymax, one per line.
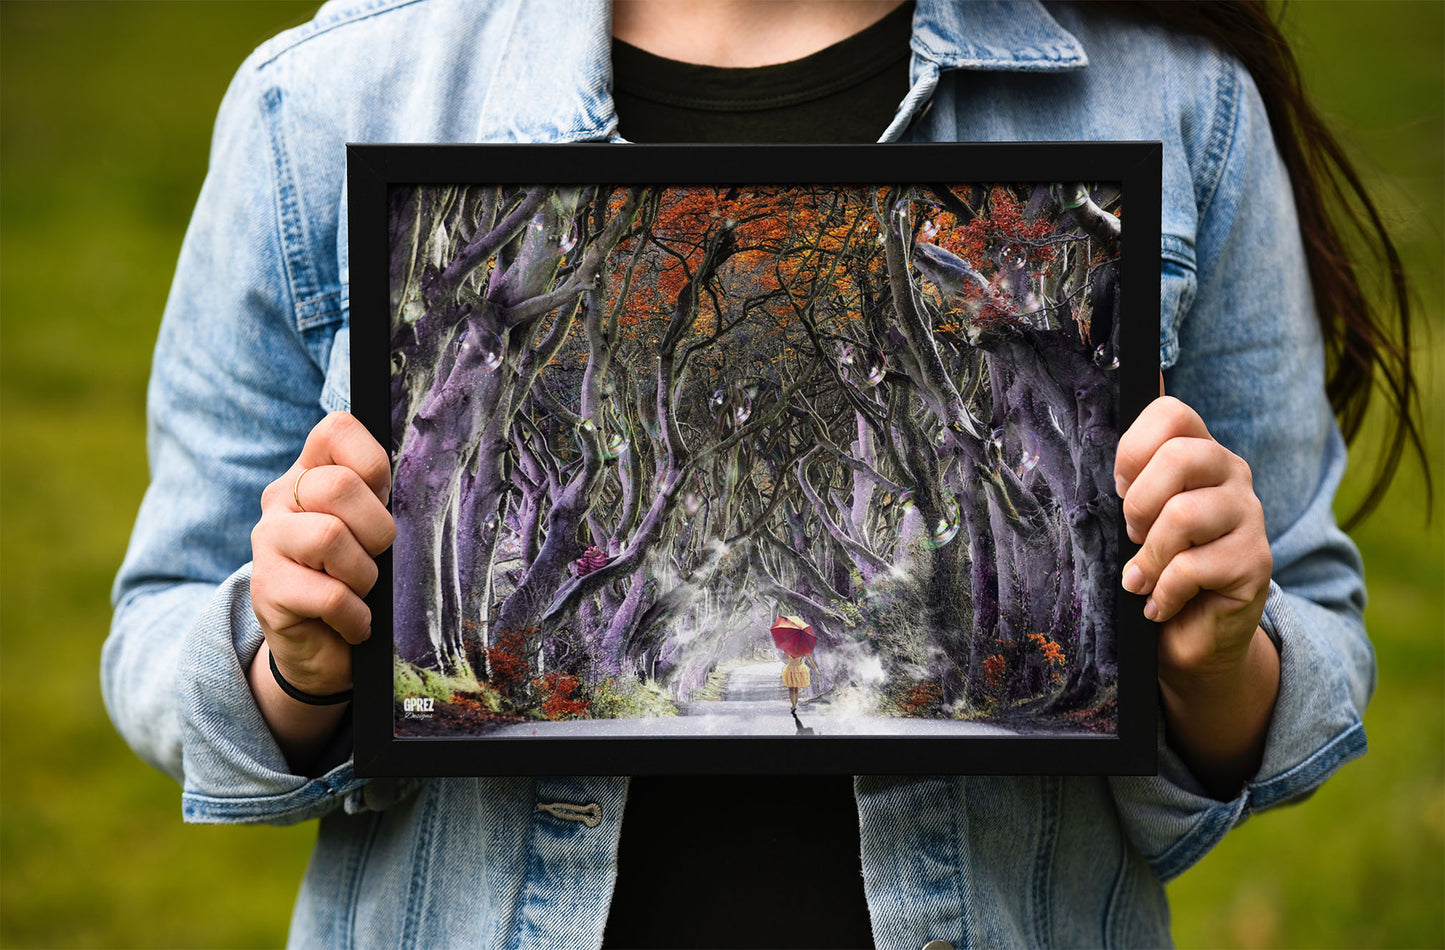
<box><xmin>268</xmin><ymin>650</ymin><xmax>353</xmax><ymax>706</ymax></box>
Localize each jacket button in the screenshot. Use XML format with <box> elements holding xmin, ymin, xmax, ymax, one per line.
<box><xmin>921</xmin><ymin>942</ymin><xmax>954</xmax><ymax>950</ymax></box>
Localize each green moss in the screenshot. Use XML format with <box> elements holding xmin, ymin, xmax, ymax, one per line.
<box><xmin>393</xmin><ymin>657</ymin><xmax>498</xmax><ymax>710</ymax></box>
<box><xmin>689</xmin><ymin>667</ymin><xmax>731</xmax><ymax>702</ymax></box>
<box><xmin>588</xmin><ymin>674</ymin><xmax>679</xmax><ymax>718</ymax></box>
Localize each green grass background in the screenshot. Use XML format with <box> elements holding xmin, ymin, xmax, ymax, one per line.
<box><xmin>1</xmin><ymin>2</ymin><xmax>1439</xmax><ymax>946</ymax></box>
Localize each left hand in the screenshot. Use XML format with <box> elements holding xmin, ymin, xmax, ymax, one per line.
<box><xmin>1114</xmin><ymin>393</ymin><xmax>1273</xmax><ymax>690</ymax></box>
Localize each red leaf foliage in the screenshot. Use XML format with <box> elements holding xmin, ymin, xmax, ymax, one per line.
<box><xmin>534</xmin><ymin>671</ymin><xmax>590</xmax><ymax>720</ymax></box>
<box><xmin>485</xmin><ymin>627</ymin><xmax>534</xmax><ymax>695</ymax></box>
<box><xmin>983</xmin><ymin>654</ymin><xmax>1007</xmax><ymax>691</ymax></box>
<box><xmin>896</xmin><ymin>681</ymin><xmax>943</xmax><ymax>716</ymax></box>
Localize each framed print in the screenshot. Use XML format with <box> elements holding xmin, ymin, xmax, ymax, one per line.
<box><xmin>348</xmin><ymin>143</ymin><xmax>1161</xmax><ymax>777</ymax></box>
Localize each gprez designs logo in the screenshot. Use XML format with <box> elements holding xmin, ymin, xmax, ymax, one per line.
<box><xmin>402</xmin><ymin>696</ymin><xmax>435</xmax><ymax>719</ymax></box>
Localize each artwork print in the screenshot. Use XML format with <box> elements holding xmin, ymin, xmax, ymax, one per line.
<box><xmin>384</xmin><ymin>174</ymin><xmax>1128</xmax><ymax>747</ymax></box>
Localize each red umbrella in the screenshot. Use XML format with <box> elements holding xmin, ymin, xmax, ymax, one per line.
<box><xmin>770</xmin><ymin>615</ymin><xmax>817</xmax><ymax>657</ymax></box>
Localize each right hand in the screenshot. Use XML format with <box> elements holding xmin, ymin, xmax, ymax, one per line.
<box><xmin>250</xmin><ymin>412</ymin><xmax>395</xmax><ymax>696</ymax></box>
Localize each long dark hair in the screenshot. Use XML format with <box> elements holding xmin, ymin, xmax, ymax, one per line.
<box><xmin>1106</xmin><ymin>1</ymin><xmax>1430</xmax><ymax>529</ymax></box>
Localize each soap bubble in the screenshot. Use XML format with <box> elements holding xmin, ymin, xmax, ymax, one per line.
<box><xmin>1016</xmin><ymin>431</ymin><xmax>1040</xmax><ymax>476</ymax></box>
<box><xmin>460</xmin><ymin>325</ymin><xmax>505</xmax><ymax>371</ymax></box>
<box><xmin>866</xmin><ymin>352</ymin><xmax>886</xmax><ymax>386</ymax></box>
<box><xmin>604</xmin><ymin>432</ymin><xmax>630</xmax><ymax>458</ymax></box>
<box><xmin>733</xmin><ymin>395</ymin><xmax>752</xmax><ymax>425</ymax></box>
<box><xmin>558</xmin><ymin>221</ymin><xmax>578</xmax><ymax>253</ymax></box>
<box><xmin>926</xmin><ymin>516</ymin><xmax>961</xmax><ymax>548</ymax></box>
<box><xmin>923</xmin><ymin>495</ymin><xmax>963</xmax><ymax>549</ymax></box>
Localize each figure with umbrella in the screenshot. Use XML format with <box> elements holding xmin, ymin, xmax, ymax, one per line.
<box><xmin>771</xmin><ymin>616</ymin><xmax>820</xmax><ymax>713</ymax></box>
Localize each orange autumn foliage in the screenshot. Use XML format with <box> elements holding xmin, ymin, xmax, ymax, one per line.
<box><xmin>533</xmin><ymin>671</ymin><xmax>590</xmax><ymax>720</ymax></box>
<box><xmin>983</xmin><ymin>654</ymin><xmax>1007</xmax><ymax>691</ymax></box>
<box><xmin>896</xmin><ymin>681</ymin><xmax>943</xmax><ymax>716</ymax></box>
<box><xmin>933</xmin><ymin>187</ymin><xmax>1053</xmax><ymax>266</ymax></box>
<box><xmin>1027</xmin><ymin>631</ymin><xmax>1066</xmax><ymax>666</ymax></box>
<box><xmin>593</xmin><ymin>184</ymin><xmax>1081</xmax><ymax>379</ymax></box>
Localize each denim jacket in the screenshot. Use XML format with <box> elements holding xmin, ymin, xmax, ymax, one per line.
<box><xmin>104</xmin><ymin>2</ymin><xmax>1371</xmax><ymax>947</ymax></box>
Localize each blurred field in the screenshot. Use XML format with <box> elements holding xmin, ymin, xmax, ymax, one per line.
<box><xmin>1</xmin><ymin>2</ymin><xmax>1439</xmax><ymax>947</ymax></box>
<box><xmin>1166</xmin><ymin>5</ymin><xmax>1445</xmax><ymax>947</ymax></box>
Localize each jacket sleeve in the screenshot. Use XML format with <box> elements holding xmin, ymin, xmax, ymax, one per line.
<box><xmin>101</xmin><ymin>57</ymin><xmax>381</xmax><ymax>825</ymax></box>
<box><xmin>1107</xmin><ymin>55</ymin><xmax>1371</xmax><ymax>882</ymax></box>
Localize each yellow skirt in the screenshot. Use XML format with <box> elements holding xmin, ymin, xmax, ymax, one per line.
<box><xmin>781</xmin><ymin>661</ymin><xmax>810</xmax><ymax>688</ymax></box>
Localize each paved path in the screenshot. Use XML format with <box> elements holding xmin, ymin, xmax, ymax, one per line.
<box><xmin>482</xmin><ymin>661</ymin><xmax>1021</xmax><ymax>738</ymax></box>
<box><xmin>709</xmin><ymin>661</ymin><xmax>792</xmax><ymax>702</ymax></box>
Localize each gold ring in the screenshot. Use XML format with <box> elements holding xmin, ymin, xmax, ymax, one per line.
<box><xmin>293</xmin><ymin>466</ymin><xmax>312</xmax><ymax>512</ymax></box>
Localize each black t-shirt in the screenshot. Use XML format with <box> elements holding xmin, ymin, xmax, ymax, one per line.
<box><xmin>611</xmin><ymin>2</ymin><xmax>912</xmax><ymax>145</ymax></box>
<box><xmin>602</xmin><ymin>7</ymin><xmax>912</xmax><ymax>948</ymax></box>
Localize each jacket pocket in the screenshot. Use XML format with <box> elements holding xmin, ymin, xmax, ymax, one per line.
<box><xmin>1159</xmin><ymin>234</ymin><xmax>1197</xmax><ymax>370</ymax></box>
<box><xmin>320</xmin><ymin>322</ymin><xmax>351</xmax><ymax>414</ymax></box>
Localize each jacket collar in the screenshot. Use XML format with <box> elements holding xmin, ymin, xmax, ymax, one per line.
<box><xmin>473</xmin><ymin>0</ymin><xmax>1087</xmax><ymax>142</ymax></box>
<box><xmin>912</xmin><ymin>0</ymin><xmax>1087</xmax><ymax>71</ymax></box>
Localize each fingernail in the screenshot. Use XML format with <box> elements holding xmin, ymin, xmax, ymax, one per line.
<box><xmin>1114</xmin><ymin>475</ymin><xmax>1125</xmax><ymax>497</ymax></box>
<box><xmin>1122</xmin><ymin>563</ymin><xmax>1145</xmax><ymax>593</ymax></box>
<box><xmin>1144</xmin><ymin>598</ymin><xmax>1158</xmax><ymax>621</ymax></box>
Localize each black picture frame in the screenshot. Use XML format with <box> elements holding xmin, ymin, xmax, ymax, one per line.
<box><xmin>349</xmin><ymin>143</ymin><xmax>1160</xmax><ymax>777</ymax></box>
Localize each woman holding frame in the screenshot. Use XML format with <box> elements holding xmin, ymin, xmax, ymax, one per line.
<box><xmin>105</xmin><ymin>2</ymin><xmax>1425</xmax><ymax>947</ymax></box>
